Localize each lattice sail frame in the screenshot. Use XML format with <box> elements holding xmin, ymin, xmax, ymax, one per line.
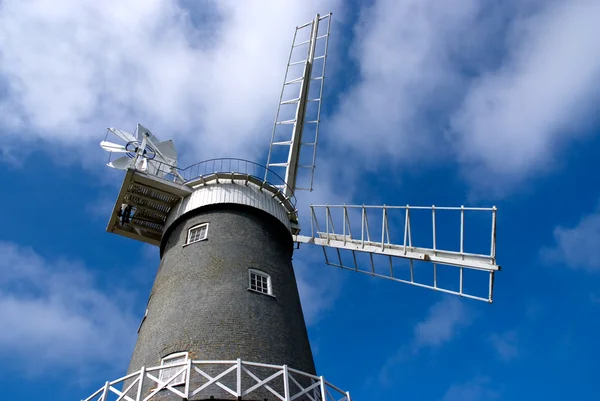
<box><xmin>82</xmin><ymin>359</ymin><xmax>351</xmax><ymax>401</ymax></box>
<box><xmin>295</xmin><ymin>204</ymin><xmax>499</xmax><ymax>302</ymax></box>
<box><xmin>266</xmin><ymin>13</ymin><xmax>332</xmax><ymax>197</ymax></box>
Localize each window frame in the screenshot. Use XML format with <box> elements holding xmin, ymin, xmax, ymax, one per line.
<box><xmin>248</xmin><ymin>269</ymin><xmax>273</xmax><ymax>296</ymax></box>
<box><xmin>137</xmin><ymin>293</ymin><xmax>153</xmax><ymax>334</ymax></box>
<box><xmin>136</xmin><ymin>307</ymin><xmax>148</xmax><ymax>334</ymax></box>
<box><xmin>185</xmin><ymin>223</ymin><xmax>209</xmax><ymax>246</ymax></box>
<box><xmin>159</xmin><ymin>352</ymin><xmax>189</xmax><ymax>386</ymax></box>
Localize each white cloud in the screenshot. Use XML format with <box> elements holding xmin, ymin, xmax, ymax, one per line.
<box><xmin>327</xmin><ymin>0</ymin><xmax>482</xmax><ymax>169</ymax></box>
<box><xmin>325</xmin><ymin>0</ymin><xmax>600</xmax><ymax>195</ymax></box>
<box><xmin>291</xmin><ymin>166</ymin><xmax>370</xmax><ymax>326</ymax></box>
<box><xmin>451</xmin><ymin>0</ymin><xmax>600</xmax><ymax>191</ymax></box>
<box><xmin>4</xmin><ymin>0</ymin><xmax>598</xmax><ymax>196</ymax></box>
<box><xmin>542</xmin><ymin>209</ymin><xmax>600</xmax><ymax>272</ymax></box>
<box><xmin>0</xmin><ymin>136</ymin><xmax>31</xmax><ymax>167</ymax></box>
<box><xmin>441</xmin><ymin>377</ymin><xmax>499</xmax><ymax>401</ymax></box>
<box><xmin>489</xmin><ymin>330</ymin><xmax>519</xmax><ymax>362</ymax></box>
<box><xmin>379</xmin><ymin>296</ymin><xmax>472</xmax><ymax>385</ymax></box>
<box><xmin>413</xmin><ymin>296</ymin><xmax>471</xmax><ymax>349</ymax></box>
<box><xmin>294</xmin><ymin>252</ymin><xmax>343</xmax><ymax>326</ymax></box>
<box><xmin>85</xmin><ymin>196</ymin><xmax>117</xmax><ymax>220</ymax></box>
<box><xmin>0</xmin><ymin>241</ymin><xmax>138</xmax><ymax>376</ymax></box>
<box><xmin>0</xmin><ymin>0</ymin><xmax>340</xmax><ymax>166</ymax></box>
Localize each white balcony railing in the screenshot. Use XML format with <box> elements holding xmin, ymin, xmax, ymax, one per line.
<box><xmin>82</xmin><ymin>359</ymin><xmax>351</xmax><ymax>401</ymax></box>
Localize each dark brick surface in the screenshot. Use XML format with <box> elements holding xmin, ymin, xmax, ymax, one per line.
<box><xmin>125</xmin><ymin>204</ymin><xmax>316</xmax><ymax>400</ymax></box>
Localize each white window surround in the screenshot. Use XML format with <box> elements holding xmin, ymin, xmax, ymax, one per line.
<box><xmin>159</xmin><ymin>352</ymin><xmax>188</xmax><ymax>386</ymax></box>
<box><xmin>185</xmin><ymin>223</ymin><xmax>209</xmax><ymax>246</ymax></box>
<box><xmin>137</xmin><ymin>308</ymin><xmax>148</xmax><ymax>334</ymax></box>
<box><xmin>248</xmin><ymin>269</ymin><xmax>273</xmax><ymax>296</ymax></box>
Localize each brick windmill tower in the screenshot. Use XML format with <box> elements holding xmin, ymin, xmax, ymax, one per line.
<box><xmin>84</xmin><ymin>13</ymin><xmax>500</xmax><ymax>401</ymax></box>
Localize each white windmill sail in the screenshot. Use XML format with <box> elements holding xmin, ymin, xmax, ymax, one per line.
<box><xmin>265</xmin><ymin>13</ymin><xmax>332</xmax><ymax>197</ymax></box>
<box><xmin>263</xmin><ymin>14</ymin><xmax>502</xmax><ymax>302</ymax></box>
<box><xmin>295</xmin><ymin>204</ymin><xmax>499</xmax><ymax>302</ymax></box>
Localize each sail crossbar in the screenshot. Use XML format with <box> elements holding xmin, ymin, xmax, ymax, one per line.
<box><xmin>265</xmin><ymin>13</ymin><xmax>332</xmax><ymax>197</ymax></box>
<box><xmin>294</xmin><ymin>204</ymin><xmax>499</xmax><ymax>302</ymax></box>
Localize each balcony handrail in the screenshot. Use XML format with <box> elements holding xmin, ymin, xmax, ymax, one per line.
<box><xmin>148</xmin><ymin>157</ymin><xmax>297</xmax><ymax>207</ymax></box>
<box><xmin>81</xmin><ymin>358</ymin><xmax>351</xmax><ymax>401</ymax></box>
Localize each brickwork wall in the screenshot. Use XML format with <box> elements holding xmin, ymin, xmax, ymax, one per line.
<box><xmin>125</xmin><ymin>203</ymin><xmax>315</xmax><ymax>400</ymax></box>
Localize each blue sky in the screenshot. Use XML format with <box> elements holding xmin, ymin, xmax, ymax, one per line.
<box><xmin>1</xmin><ymin>1</ymin><xmax>600</xmax><ymax>400</ymax></box>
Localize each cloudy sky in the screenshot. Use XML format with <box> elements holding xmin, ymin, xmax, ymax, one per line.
<box><xmin>1</xmin><ymin>0</ymin><xmax>600</xmax><ymax>400</ymax></box>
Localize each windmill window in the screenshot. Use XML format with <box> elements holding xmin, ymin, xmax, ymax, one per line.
<box><xmin>137</xmin><ymin>308</ymin><xmax>148</xmax><ymax>334</ymax></box>
<box><xmin>248</xmin><ymin>269</ymin><xmax>272</xmax><ymax>296</ymax></box>
<box><xmin>186</xmin><ymin>223</ymin><xmax>209</xmax><ymax>245</ymax></box>
<box><xmin>159</xmin><ymin>352</ymin><xmax>188</xmax><ymax>386</ymax></box>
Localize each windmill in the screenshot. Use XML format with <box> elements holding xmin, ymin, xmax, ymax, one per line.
<box><xmin>85</xmin><ymin>13</ymin><xmax>500</xmax><ymax>401</ymax></box>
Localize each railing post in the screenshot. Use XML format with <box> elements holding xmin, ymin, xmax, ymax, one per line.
<box><xmin>185</xmin><ymin>359</ymin><xmax>192</xmax><ymax>399</ymax></box>
<box><xmin>342</xmin><ymin>204</ymin><xmax>347</xmax><ymax>245</ymax></box>
<box><xmin>320</xmin><ymin>376</ymin><xmax>326</xmax><ymax>401</ymax></box>
<box><xmin>102</xmin><ymin>381</ymin><xmax>110</xmax><ymax>401</ymax></box>
<box><xmin>460</xmin><ymin>205</ymin><xmax>465</xmax><ymax>257</ymax></box>
<box><xmin>432</xmin><ymin>205</ymin><xmax>437</xmax><ymax>256</ymax></box>
<box><xmin>489</xmin><ymin>271</ymin><xmax>494</xmax><ymax>303</ymax></box>
<box><xmin>310</xmin><ymin>205</ymin><xmax>315</xmax><ymax>237</ymax></box>
<box><xmin>283</xmin><ymin>364</ymin><xmax>291</xmax><ymax>401</ymax></box>
<box><xmin>381</xmin><ymin>205</ymin><xmax>386</xmax><ymax>251</ymax></box>
<box><xmin>346</xmin><ymin>391</ymin><xmax>352</xmax><ymax>401</ymax></box>
<box><xmin>491</xmin><ymin>206</ymin><xmax>497</xmax><ymax>261</ymax></box>
<box><xmin>407</xmin><ymin>205</ymin><xmax>412</xmax><ymax>247</ymax></box>
<box><xmin>236</xmin><ymin>358</ymin><xmax>242</xmax><ymax>397</ymax></box>
<box><xmin>325</xmin><ymin>204</ymin><xmax>330</xmax><ymax>243</ymax></box>
<box><xmin>136</xmin><ymin>366</ymin><xmax>145</xmax><ymax>401</ymax></box>
<box><xmin>361</xmin><ymin>205</ymin><xmax>365</xmax><ymax>248</ymax></box>
<box><xmin>403</xmin><ymin>207</ymin><xmax>409</xmax><ymax>254</ymax></box>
